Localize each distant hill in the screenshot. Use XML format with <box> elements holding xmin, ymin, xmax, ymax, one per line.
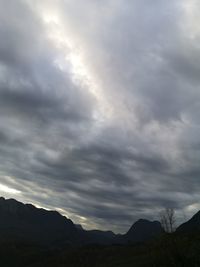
<box><xmin>75</xmin><ymin>224</ymin><xmax>84</xmax><ymax>231</ymax></box>
<box><xmin>176</xmin><ymin>210</ymin><xmax>200</xmax><ymax>233</ymax></box>
<box><xmin>81</xmin><ymin>229</ymin><xmax>116</xmax><ymax>245</ymax></box>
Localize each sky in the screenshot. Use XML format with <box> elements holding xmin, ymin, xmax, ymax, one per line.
<box><xmin>0</xmin><ymin>0</ymin><xmax>200</xmax><ymax>233</ymax></box>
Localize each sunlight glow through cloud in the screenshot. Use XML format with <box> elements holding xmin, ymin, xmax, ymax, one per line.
<box><xmin>0</xmin><ymin>183</ymin><xmax>21</xmax><ymax>195</ymax></box>
<box><xmin>42</xmin><ymin>11</ymin><xmax>113</xmax><ymax>123</ymax></box>
<box><xmin>181</xmin><ymin>0</ymin><xmax>200</xmax><ymax>40</ymax></box>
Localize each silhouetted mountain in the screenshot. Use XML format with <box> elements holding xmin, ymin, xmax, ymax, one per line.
<box><xmin>0</xmin><ymin>197</ymin><xmax>117</xmax><ymax>246</ymax></box>
<box><xmin>0</xmin><ymin>197</ymin><xmax>164</xmax><ymax>247</ymax></box>
<box><xmin>1</xmin><ymin>197</ymin><xmax>200</xmax><ymax>267</ymax></box>
<box><xmin>0</xmin><ymin>197</ymin><xmax>78</xmax><ymax>246</ymax></box>
<box><xmin>124</xmin><ymin>219</ymin><xmax>163</xmax><ymax>243</ymax></box>
<box><xmin>176</xmin><ymin>210</ymin><xmax>200</xmax><ymax>233</ymax></box>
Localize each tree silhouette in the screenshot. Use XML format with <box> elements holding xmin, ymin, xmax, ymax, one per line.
<box><xmin>160</xmin><ymin>208</ymin><xmax>176</xmax><ymax>233</ymax></box>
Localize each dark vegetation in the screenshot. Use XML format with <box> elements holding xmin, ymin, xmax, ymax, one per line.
<box><xmin>0</xmin><ymin>197</ymin><xmax>200</xmax><ymax>267</ymax></box>
<box><xmin>1</xmin><ymin>232</ymin><xmax>200</xmax><ymax>267</ymax></box>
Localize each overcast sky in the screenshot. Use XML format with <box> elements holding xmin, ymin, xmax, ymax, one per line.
<box><xmin>0</xmin><ymin>0</ymin><xmax>200</xmax><ymax>233</ymax></box>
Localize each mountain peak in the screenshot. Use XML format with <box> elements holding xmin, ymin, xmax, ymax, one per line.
<box><xmin>126</xmin><ymin>219</ymin><xmax>163</xmax><ymax>242</ymax></box>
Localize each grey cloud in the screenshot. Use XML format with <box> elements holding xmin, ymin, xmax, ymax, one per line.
<box><xmin>0</xmin><ymin>0</ymin><xmax>200</xmax><ymax>233</ymax></box>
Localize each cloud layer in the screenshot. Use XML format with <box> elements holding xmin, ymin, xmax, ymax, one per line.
<box><xmin>0</xmin><ymin>0</ymin><xmax>200</xmax><ymax>232</ymax></box>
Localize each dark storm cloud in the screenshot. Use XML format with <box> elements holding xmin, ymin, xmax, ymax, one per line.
<box><xmin>0</xmin><ymin>0</ymin><xmax>200</xmax><ymax>232</ymax></box>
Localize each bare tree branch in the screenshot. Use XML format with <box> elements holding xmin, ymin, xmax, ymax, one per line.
<box><xmin>160</xmin><ymin>208</ymin><xmax>176</xmax><ymax>233</ymax></box>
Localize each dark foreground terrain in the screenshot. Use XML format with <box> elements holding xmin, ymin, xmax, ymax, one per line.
<box><xmin>1</xmin><ymin>232</ymin><xmax>200</xmax><ymax>267</ymax></box>
<box><xmin>1</xmin><ymin>197</ymin><xmax>200</xmax><ymax>266</ymax></box>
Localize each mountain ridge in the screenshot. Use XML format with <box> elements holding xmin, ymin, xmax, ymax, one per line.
<box><xmin>1</xmin><ymin>196</ymin><xmax>198</xmax><ymax>247</ymax></box>
<box><xmin>176</xmin><ymin>210</ymin><xmax>200</xmax><ymax>233</ymax></box>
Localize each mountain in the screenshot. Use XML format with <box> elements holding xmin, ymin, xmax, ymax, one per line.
<box><xmin>176</xmin><ymin>210</ymin><xmax>200</xmax><ymax>233</ymax></box>
<box><xmin>1</xmin><ymin>198</ymin><xmax>200</xmax><ymax>267</ymax></box>
<box><xmin>0</xmin><ymin>197</ymin><xmax>78</xmax><ymax>246</ymax></box>
<box><xmin>0</xmin><ymin>197</ymin><xmax>164</xmax><ymax>247</ymax></box>
<box><xmin>0</xmin><ymin>197</ymin><xmax>116</xmax><ymax>246</ymax></box>
<box><xmin>124</xmin><ymin>219</ymin><xmax>163</xmax><ymax>243</ymax></box>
